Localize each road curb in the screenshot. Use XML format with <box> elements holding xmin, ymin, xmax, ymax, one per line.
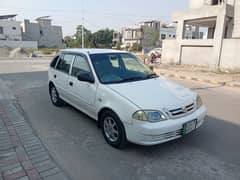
<box><xmin>156</xmin><ymin>71</ymin><xmax>240</xmax><ymax>88</ymax></box>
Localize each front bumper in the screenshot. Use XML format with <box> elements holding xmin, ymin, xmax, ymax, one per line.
<box><xmin>125</xmin><ymin>106</ymin><xmax>207</xmax><ymax>146</ymax></box>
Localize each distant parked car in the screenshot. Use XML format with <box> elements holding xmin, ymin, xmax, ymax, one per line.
<box><xmin>48</xmin><ymin>49</ymin><xmax>206</xmax><ymax>148</ymax></box>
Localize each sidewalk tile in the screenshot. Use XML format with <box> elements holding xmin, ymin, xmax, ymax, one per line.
<box><xmin>3</xmin><ymin>170</ymin><xmax>26</xmax><ymax>180</ymax></box>
<box><xmin>40</xmin><ymin>167</ymin><xmax>61</xmax><ymax>178</ymax></box>
<box><xmin>44</xmin><ymin>173</ymin><xmax>69</xmax><ymax>180</ymax></box>
<box><xmin>26</xmin><ymin>169</ymin><xmax>41</xmax><ymax>180</ymax></box>
<box><xmin>22</xmin><ymin>160</ymin><xmax>34</xmax><ymax>171</ymax></box>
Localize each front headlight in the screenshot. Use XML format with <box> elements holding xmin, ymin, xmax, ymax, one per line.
<box><xmin>196</xmin><ymin>95</ymin><xmax>203</xmax><ymax>109</ymax></box>
<box><xmin>132</xmin><ymin>110</ymin><xmax>168</xmax><ymax>122</ymax></box>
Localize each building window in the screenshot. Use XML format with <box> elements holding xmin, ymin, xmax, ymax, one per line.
<box><xmin>0</xmin><ymin>26</ymin><xmax>3</xmax><ymax>34</ymax></box>
<box><xmin>169</xmin><ymin>34</ymin><xmax>172</xmax><ymax>38</ymax></box>
<box><xmin>12</xmin><ymin>27</ymin><xmax>16</xmax><ymax>30</ymax></box>
<box><xmin>183</xmin><ymin>17</ymin><xmax>217</xmax><ymax>39</ymax></box>
<box><xmin>40</xmin><ymin>30</ymin><xmax>43</xmax><ymax>36</ymax></box>
<box><xmin>173</xmin><ymin>35</ymin><xmax>176</xmax><ymax>38</ymax></box>
<box><xmin>161</xmin><ymin>34</ymin><xmax>166</xmax><ymax>40</ymax></box>
<box><xmin>212</xmin><ymin>0</ymin><xmax>224</xmax><ymax>5</ymax></box>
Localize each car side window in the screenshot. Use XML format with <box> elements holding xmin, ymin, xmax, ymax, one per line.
<box><xmin>56</xmin><ymin>54</ymin><xmax>74</xmax><ymax>74</ymax></box>
<box><xmin>71</xmin><ymin>55</ymin><xmax>91</xmax><ymax>77</ymax></box>
<box><xmin>50</xmin><ymin>55</ymin><xmax>60</xmax><ymax>68</ymax></box>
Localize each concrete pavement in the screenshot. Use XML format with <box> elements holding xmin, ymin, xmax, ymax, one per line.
<box><xmin>0</xmin><ymin>59</ymin><xmax>51</xmax><ymax>74</ymax></box>
<box><xmin>0</xmin><ymin>59</ymin><xmax>240</xmax><ymax>180</ymax></box>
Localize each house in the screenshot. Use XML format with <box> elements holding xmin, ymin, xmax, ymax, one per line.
<box><xmin>22</xmin><ymin>16</ymin><xmax>63</xmax><ymax>48</ymax></box>
<box><xmin>159</xmin><ymin>23</ymin><xmax>177</xmax><ymax>47</ymax></box>
<box><xmin>117</xmin><ymin>20</ymin><xmax>161</xmax><ymax>49</ymax></box>
<box><xmin>0</xmin><ymin>14</ymin><xmax>22</xmax><ymax>41</ymax></box>
<box><xmin>114</xmin><ymin>21</ymin><xmax>177</xmax><ymax>50</ymax></box>
<box><xmin>160</xmin><ymin>25</ymin><xmax>176</xmax><ymax>40</ymax></box>
<box><xmin>162</xmin><ymin>0</ymin><xmax>240</xmax><ymax>71</ymax></box>
<box><xmin>122</xmin><ymin>25</ymin><xmax>144</xmax><ymax>48</ymax></box>
<box><xmin>0</xmin><ymin>14</ymin><xmax>37</xmax><ymax>48</ymax></box>
<box><xmin>112</xmin><ymin>31</ymin><xmax>122</xmax><ymax>48</ymax></box>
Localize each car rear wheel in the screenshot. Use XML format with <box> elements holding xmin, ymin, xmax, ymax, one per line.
<box><xmin>49</xmin><ymin>84</ymin><xmax>64</xmax><ymax>106</ymax></box>
<box><xmin>100</xmin><ymin>110</ymin><xmax>127</xmax><ymax>149</ymax></box>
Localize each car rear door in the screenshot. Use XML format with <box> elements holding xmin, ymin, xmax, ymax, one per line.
<box><xmin>54</xmin><ymin>53</ymin><xmax>75</xmax><ymax>101</ymax></box>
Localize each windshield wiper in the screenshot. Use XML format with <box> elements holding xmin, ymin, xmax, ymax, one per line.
<box><xmin>115</xmin><ymin>77</ymin><xmax>145</xmax><ymax>83</ymax></box>
<box><xmin>146</xmin><ymin>73</ymin><xmax>159</xmax><ymax>79</ymax></box>
<box><xmin>112</xmin><ymin>74</ymin><xmax>158</xmax><ymax>84</ymax></box>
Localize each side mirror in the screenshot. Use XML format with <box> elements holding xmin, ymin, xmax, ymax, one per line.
<box><xmin>77</xmin><ymin>72</ymin><xmax>94</xmax><ymax>83</ymax></box>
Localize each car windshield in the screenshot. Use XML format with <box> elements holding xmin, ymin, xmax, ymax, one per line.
<box><xmin>90</xmin><ymin>53</ymin><xmax>158</xmax><ymax>84</ymax></box>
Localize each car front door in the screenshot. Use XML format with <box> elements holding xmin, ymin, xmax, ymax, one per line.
<box><xmin>54</xmin><ymin>54</ymin><xmax>74</xmax><ymax>100</ymax></box>
<box><xmin>68</xmin><ymin>54</ymin><xmax>97</xmax><ymax>116</ymax></box>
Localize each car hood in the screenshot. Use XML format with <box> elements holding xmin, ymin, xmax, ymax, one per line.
<box><xmin>108</xmin><ymin>77</ymin><xmax>196</xmax><ymax>110</ymax></box>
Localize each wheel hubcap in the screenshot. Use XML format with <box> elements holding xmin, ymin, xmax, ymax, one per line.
<box><xmin>103</xmin><ymin>116</ymin><xmax>119</xmax><ymax>142</ymax></box>
<box><xmin>51</xmin><ymin>87</ymin><xmax>58</xmax><ymax>103</ymax></box>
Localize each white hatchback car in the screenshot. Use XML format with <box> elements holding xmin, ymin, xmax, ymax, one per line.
<box><xmin>48</xmin><ymin>49</ymin><xmax>206</xmax><ymax>148</ymax></box>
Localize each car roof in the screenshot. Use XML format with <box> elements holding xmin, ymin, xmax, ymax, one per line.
<box><xmin>60</xmin><ymin>48</ymin><xmax>127</xmax><ymax>55</ymax></box>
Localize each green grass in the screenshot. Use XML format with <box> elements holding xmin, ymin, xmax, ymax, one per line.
<box><xmin>39</xmin><ymin>48</ymin><xmax>60</xmax><ymax>55</ymax></box>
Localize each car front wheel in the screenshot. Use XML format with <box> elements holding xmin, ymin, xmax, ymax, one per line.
<box><xmin>100</xmin><ymin>110</ymin><xmax>127</xmax><ymax>149</ymax></box>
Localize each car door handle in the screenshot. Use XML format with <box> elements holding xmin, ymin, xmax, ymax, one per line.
<box><xmin>54</xmin><ymin>75</ymin><xmax>57</xmax><ymax>79</ymax></box>
<box><xmin>69</xmin><ymin>82</ymin><xmax>73</xmax><ymax>86</ymax></box>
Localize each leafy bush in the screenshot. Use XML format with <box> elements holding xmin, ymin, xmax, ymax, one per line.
<box><xmin>40</xmin><ymin>48</ymin><xmax>59</xmax><ymax>55</ymax></box>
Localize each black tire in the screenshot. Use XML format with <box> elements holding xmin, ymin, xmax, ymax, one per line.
<box><xmin>100</xmin><ymin>110</ymin><xmax>128</xmax><ymax>149</ymax></box>
<box><xmin>49</xmin><ymin>84</ymin><xmax>64</xmax><ymax>107</ymax></box>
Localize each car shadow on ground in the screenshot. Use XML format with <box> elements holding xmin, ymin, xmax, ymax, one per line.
<box><xmin>125</xmin><ymin>115</ymin><xmax>240</xmax><ymax>164</ymax></box>
<box><xmin>64</xmin><ymin>100</ymin><xmax>240</xmax><ymax>165</ymax></box>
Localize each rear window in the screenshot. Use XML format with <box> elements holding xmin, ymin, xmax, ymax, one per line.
<box><xmin>50</xmin><ymin>56</ymin><xmax>59</xmax><ymax>68</ymax></box>
<box><xmin>56</xmin><ymin>54</ymin><xmax>74</xmax><ymax>74</ymax></box>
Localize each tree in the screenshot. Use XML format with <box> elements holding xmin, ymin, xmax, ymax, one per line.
<box><xmin>116</xmin><ymin>41</ymin><xmax>121</xmax><ymax>50</ymax></box>
<box><xmin>63</xmin><ymin>36</ymin><xmax>78</xmax><ymax>48</ymax></box>
<box><xmin>141</xmin><ymin>27</ymin><xmax>160</xmax><ymax>48</ymax></box>
<box><xmin>65</xmin><ymin>26</ymin><xmax>115</xmax><ymax>49</ymax></box>
<box><xmin>131</xmin><ymin>42</ymin><xmax>142</xmax><ymax>52</ymax></box>
<box><xmin>92</xmin><ymin>29</ymin><xmax>114</xmax><ymax>48</ymax></box>
<box><xmin>75</xmin><ymin>25</ymin><xmax>92</xmax><ymax>48</ymax></box>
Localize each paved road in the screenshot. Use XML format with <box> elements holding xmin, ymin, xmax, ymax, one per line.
<box><xmin>0</xmin><ymin>60</ymin><xmax>240</xmax><ymax>180</ymax></box>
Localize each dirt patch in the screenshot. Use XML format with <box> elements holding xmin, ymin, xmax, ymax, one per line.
<box><xmin>0</xmin><ymin>48</ymin><xmax>11</xmax><ymax>57</ymax></box>
<box><xmin>0</xmin><ymin>48</ymin><xmax>31</xmax><ymax>58</ymax></box>
<box><xmin>9</xmin><ymin>48</ymin><xmax>30</xmax><ymax>58</ymax></box>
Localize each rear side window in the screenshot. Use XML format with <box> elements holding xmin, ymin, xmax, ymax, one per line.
<box><xmin>56</xmin><ymin>54</ymin><xmax>74</xmax><ymax>74</ymax></box>
<box><xmin>50</xmin><ymin>55</ymin><xmax>60</xmax><ymax>68</ymax></box>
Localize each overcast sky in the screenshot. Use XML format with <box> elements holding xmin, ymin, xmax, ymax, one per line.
<box><xmin>1</xmin><ymin>0</ymin><xmax>188</xmax><ymax>36</ymax></box>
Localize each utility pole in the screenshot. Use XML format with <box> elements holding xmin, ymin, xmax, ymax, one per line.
<box><xmin>81</xmin><ymin>0</ymin><xmax>84</xmax><ymax>48</ymax></box>
<box><xmin>82</xmin><ymin>18</ymin><xmax>84</xmax><ymax>48</ymax></box>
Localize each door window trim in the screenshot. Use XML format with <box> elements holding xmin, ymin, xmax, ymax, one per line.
<box><xmin>69</xmin><ymin>53</ymin><xmax>95</xmax><ymax>82</ymax></box>
<box><xmin>50</xmin><ymin>55</ymin><xmax>60</xmax><ymax>69</ymax></box>
<box><xmin>55</xmin><ymin>53</ymin><xmax>75</xmax><ymax>75</ymax></box>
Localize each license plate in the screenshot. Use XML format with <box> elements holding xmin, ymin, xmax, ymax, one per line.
<box><xmin>182</xmin><ymin>119</ymin><xmax>197</xmax><ymax>135</ymax></box>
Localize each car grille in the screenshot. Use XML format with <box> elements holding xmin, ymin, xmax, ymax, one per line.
<box><xmin>161</xmin><ymin>129</ymin><xmax>182</xmax><ymax>139</ymax></box>
<box><xmin>149</xmin><ymin>129</ymin><xmax>182</xmax><ymax>141</ymax></box>
<box><xmin>167</xmin><ymin>103</ymin><xmax>195</xmax><ymax>118</ymax></box>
